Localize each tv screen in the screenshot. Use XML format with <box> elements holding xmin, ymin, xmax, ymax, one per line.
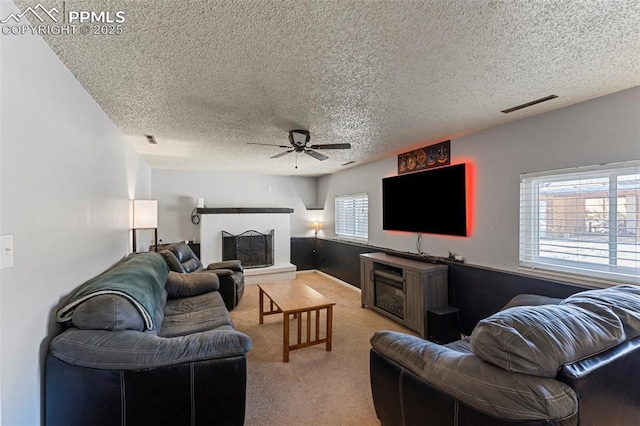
<box><xmin>382</xmin><ymin>164</ymin><xmax>467</xmax><ymax>236</ymax></box>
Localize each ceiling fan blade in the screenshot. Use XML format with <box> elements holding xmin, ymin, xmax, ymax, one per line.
<box><xmin>247</xmin><ymin>143</ymin><xmax>290</xmax><ymax>148</ymax></box>
<box><xmin>270</xmin><ymin>149</ymin><xmax>294</xmax><ymax>159</ymax></box>
<box><xmin>304</xmin><ymin>149</ymin><xmax>328</xmax><ymax>161</ymax></box>
<box><xmin>308</xmin><ymin>143</ymin><xmax>352</xmax><ymax>150</ymax></box>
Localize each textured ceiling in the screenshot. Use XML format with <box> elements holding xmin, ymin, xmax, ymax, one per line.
<box><xmin>19</xmin><ymin>0</ymin><xmax>640</xmax><ymax>176</ymax></box>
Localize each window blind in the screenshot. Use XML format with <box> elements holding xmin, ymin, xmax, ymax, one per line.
<box><xmin>335</xmin><ymin>193</ymin><xmax>368</xmax><ymax>241</ymax></box>
<box><xmin>519</xmin><ymin>161</ymin><xmax>640</xmax><ymax>283</ymax></box>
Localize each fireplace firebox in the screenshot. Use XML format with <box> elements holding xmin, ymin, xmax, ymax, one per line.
<box><xmin>222</xmin><ymin>230</ymin><xmax>274</xmax><ymax>268</ymax></box>
<box><xmin>373</xmin><ymin>266</ymin><xmax>405</xmax><ymax>319</ymax></box>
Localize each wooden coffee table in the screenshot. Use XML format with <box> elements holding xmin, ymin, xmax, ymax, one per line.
<box><xmin>258</xmin><ymin>281</ymin><xmax>336</xmax><ymax>362</ymax></box>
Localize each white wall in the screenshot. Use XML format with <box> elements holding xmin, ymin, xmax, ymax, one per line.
<box><xmin>0</xmin><ymin>1</ymin><xmax>151</xmax><ymax>423</ymax></box>
<box><xmin>151</xmin><ymin>169</ymin><xmax>320</xmax><ymax>243</ymax></box>
<box><xmin>320</xmin><ymin>87</ymin><xmax>640</xmax><ymax>272</ymax></box>
<box><xmin>152</xmin><ymin>87</ymin><xmax>639</xmax><ymax>268</ymax></box>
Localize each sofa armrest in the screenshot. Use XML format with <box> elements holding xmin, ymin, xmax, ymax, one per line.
<box><xmin>207</xmin><ymin>260</ymin><xmax>243</xmax><ymax>272</ymax></box>
<box><xmin>50</xmin><ymin>328</ymin><xmax>252</xmax><ymax>370</ymax></box>
<box><xmin>165</xmin><ymin>271</ymin><xmax>219</xmax><ymax>299</ymax></box>
<box><xmin>203</xmin><ymin>269</ymin><xmax>241</xmax><ymax>310</ymax></box>
<box><xmin>556</xmin><ymin>336</ymin><xmax>640</xmax><ymax>425</ymax></box>
<box><xmin>207</xmin><ymin>268</ymin><xmax>233</xmax><ymax>277</ymax></box>
<box><xmin>370</xmin><ymin>330</ymin><xmax>577</xmax><ymax>422</ymax></box>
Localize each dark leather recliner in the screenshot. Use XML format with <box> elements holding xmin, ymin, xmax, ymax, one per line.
<box><xmin>369</xmin><ymin>287</ymin><xmax>640</xmax><ymax>425</ymax></box>
<box><xmin>160</xmin><ymin>242</ymin><xmax>245</xmax><ymax>310</ymax></box>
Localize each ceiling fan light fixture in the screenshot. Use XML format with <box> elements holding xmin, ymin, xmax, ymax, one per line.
<box><xmin>289</xmin><ymin>130</ymin><xmax>310</xmax><ymax>146</ymax></box>
<box><xmin>249</xmin><ymin>128</ymin><xmax>352</xmax><ymax>169</ymax></box>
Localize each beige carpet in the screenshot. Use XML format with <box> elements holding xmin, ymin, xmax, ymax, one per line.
<box><xmin>229</xmin><ymin>272</ymin><xmax>417</xmax><ymax>426</ymax></box>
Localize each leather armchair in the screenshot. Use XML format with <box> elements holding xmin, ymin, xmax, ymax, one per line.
<box><xmin>160</xmin><ymin>242</ymin><xmax>245</xmax><ymax>310</ymax></box>
<box><xmin>369</xmin><ymin>286</ymin><xmax>640</xmax><ymax>425</ymax></box>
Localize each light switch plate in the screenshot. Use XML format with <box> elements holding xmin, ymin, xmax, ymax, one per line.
<box><xmin>1</xmin><ymin>234</ymin><xmax>14</xmax><ymax>269</ymax></box>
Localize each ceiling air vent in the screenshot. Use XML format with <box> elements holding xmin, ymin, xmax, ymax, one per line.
<box><xmin>501</xmin><ymin>95</ymin><xmax>558</xmax><ymax>113</ymax></box>
<box><xmin>145</xmin><ymin>134</ymin><xmax>157</xmax><ymax>144</ymax></box>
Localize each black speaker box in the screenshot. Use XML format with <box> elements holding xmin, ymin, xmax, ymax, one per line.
<box><xmin>427</xmin><ymin>306</ymin><xmax>461</xmax><ymax>344</ymax></box>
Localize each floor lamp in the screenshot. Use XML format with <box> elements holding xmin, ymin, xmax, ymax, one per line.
<box><xmin>132</xmin><ymin>200</ymin><xmax>158</xmax><ymax>252</ymax></box>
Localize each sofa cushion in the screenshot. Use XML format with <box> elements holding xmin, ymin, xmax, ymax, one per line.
<box><xmin>559</xmin><ymin>285</ymin><xmax>640</xmax><ymax>337</ymax></box>
<box><xmin>150</xmin><ymin>288</ymin><xmax>168</xmax><ymax>335</ymax></box>
<box><xmin>50</xmin><ymin>327</ymin><xmax>252</xmax><ymax>370</ymax></box>
<box><xmin>471</xmin><ymin>304</ymin><xmax>623</xmax><ymax>377</ymax></box>
<box><xmin>471</xmin><ymin>285</ymin><xmax>640</xmax><ymax>377</ymax></box>
<box><xmin>160</xmin><ymin>291</ymin><xmax>234</xmax><ymax>337</ymax></box>
<box><xmin>160</xmin><ymin>243</ymin><xmax>204</xmax><ymax>273</ymax></box>
<box><xmin>165</xmin><ymin>271</ymin><xmax>220</xmax><ymax>299</ymax></box>
<box><xmin>72</xmin><ymin>295</ymin><xmax>145</xmax><ymax>331</ymax></box>
<box><xmin>500</xmin><ymin>294</ymin><xmax>562</xmax><ymax>311</ymax></box>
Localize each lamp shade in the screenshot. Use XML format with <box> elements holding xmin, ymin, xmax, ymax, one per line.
<box><xmin>133</xmin><ymin>200</ymin><xmax>158</xmax><ymax>229</ymax></box>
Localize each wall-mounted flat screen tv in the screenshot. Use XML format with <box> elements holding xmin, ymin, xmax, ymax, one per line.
<box><xmin>382</xmin><ymin>163</ymin><xmax>467</xmax><ymax>236</ymax></box>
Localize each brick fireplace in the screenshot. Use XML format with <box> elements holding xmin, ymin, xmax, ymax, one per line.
<box><xmin>198</xmin><ymin>208</ymin><xmax>297</xmax><ymax>283</ymax></box>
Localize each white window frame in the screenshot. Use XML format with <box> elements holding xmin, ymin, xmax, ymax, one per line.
<box><xmin>519</xmin><ymin>160</ymin><xmax>639</xmax><ymax>284</ymax></box>
<box><xmin>335</xmin><ymin>193</ymin><xmax>368</xmax><ymax>241</ymax></box>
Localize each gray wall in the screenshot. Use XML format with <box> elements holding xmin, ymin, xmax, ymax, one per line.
<box><xmin>151</xmin><ymin>169</ymin><xmax>322</xmax><ymax>242</ymax></box>
<box><xmin>319</xmin><ymin>87</ymin><xmax>640</xmax><ymax>273</ymax></box>
<box><xmin>0</xmin><ymin>2</ymin><xmax>151</xmax><ymax>423</ymax></box>
<box><xmin>152</xmin><ymin>88</ymin><xmax>639</xmax><ymax>270</ymax></box>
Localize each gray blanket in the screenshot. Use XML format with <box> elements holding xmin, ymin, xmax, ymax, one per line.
<box><xmin>57</xmin><ymin>252</ymin><xmax>169</xmax><ymax>330</ymax></box>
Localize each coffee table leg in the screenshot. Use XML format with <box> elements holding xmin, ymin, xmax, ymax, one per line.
<box><xmin>283</xmin><ymin>312</ymin><xmax>290</xmax><ymax>362</ymax></box>
<box><xmin>326</xmin><ymin>305</ymin><xmax>333</xmax><ymax>351</ymax></box>
<box><xmin>259</xmin><ymin>288</ymin><xmax>264</xmax><ymax>324</ymax></box>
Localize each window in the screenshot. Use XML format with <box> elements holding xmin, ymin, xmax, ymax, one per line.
<box><xmin>335</xmin><ymin>193</ymin><xmax>368</xmax><ymax>241</ymax></box>
<box><xmin>520</xmin><ymin>161</ymin><xmax>640</xmax><ymax>283</ymax></box>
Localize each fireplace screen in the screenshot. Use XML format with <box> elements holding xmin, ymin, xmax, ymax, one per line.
<box><xmin>222</xmin><ymin>230</ymin><xmax>274</xmax><ymax>268</ymax></box>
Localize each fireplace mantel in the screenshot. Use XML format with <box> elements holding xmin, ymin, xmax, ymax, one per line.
<box><xmin>197</xmin><ymin>207</ymin><xmax>293</xmax><ymax>214</ymax></box>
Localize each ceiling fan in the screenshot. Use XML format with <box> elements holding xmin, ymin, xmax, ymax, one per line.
<box><xmin>249</xmin><ymin>130</ymin><xmax>351</xmax><ymax>163</ymax></box>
